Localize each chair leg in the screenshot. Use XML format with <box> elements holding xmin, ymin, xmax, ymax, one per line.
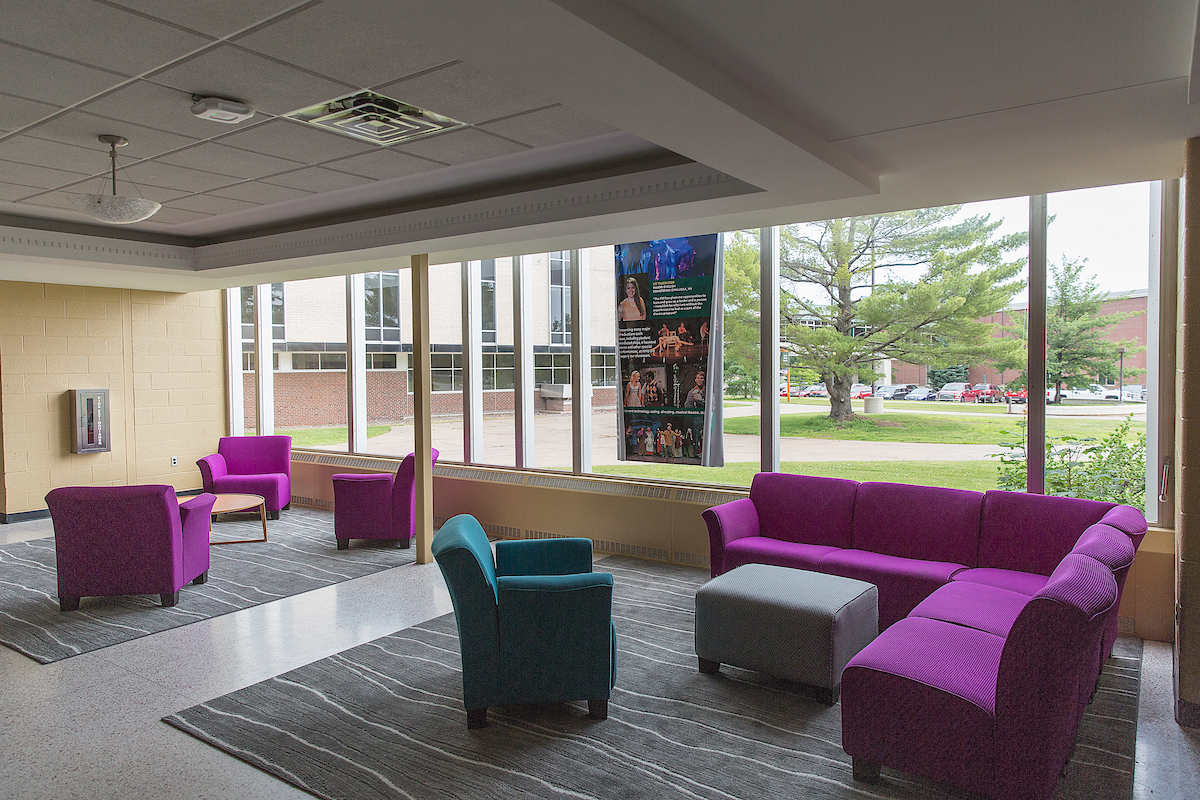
<box><xmin>698</xmin><ymin>657</ymin><xmax>720</xmax><ymax>674</ymax></box>
<box><xmin>160</xmin><ymin>591</ymin><xmax>180</xmax><ymax>607</ymax></box>
<box><xmin>283</xmin><ymin>502</ymin><xmax>291</xmax><ymax>511</ymax></box>
<box><xmin>399</xmin><ymin>537</ymin><xmax>412</xmax><ymax>549</ymax></box>
<box><xmin>852</xmin><ymin>758</ymin><xmax>881</xmax><ymax>783</ymax></box>
<box><xmin>337</xmin><ymin>539</ymin><xmax>349</xmax><ymax>550</ymax></box>
<box><xmin>192</xmin><ymin>570</ymin><xmax>208</xmax><ymax>586</ymax></box>
<box><xmin>588</xmin><ymin>699</ymin><xmax>608</xmax><ymax>720</ymax></box>
<box><xmin>467</xmin><ymin>708</ymin><xmax>488</xmax><ymax>729</ymax></box>
<box><xmin>268</xmin><ymin>510</ymin><xmax>280</xmax><ymax>521</ymax></box>
<box><xmin>59</xmin><ymin>597</ymin><xmax>79</xmax><ymax>612</ymax></box>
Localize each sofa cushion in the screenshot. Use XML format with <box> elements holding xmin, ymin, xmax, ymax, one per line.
<box><xmin>750</xmin><ymin>472</ymin><xmax>858</xmax><ymax>548</ymax></box>
<box><xmin>817</xmin><ymin>549</ymin><xmax>965</xmax><ymax>629</ymax></box>
<box><xmin>849</xmin><ymin>482</ymin><xmax>982</xmax><ymax>565</ymax></box>
<box><xmin>909</xmin><ymin>581</ymin><xmax>1030</xmax><ymax>638</ymax></box>
<box><xmin>1071</xmin><ymin>523</ymin><xmax>1136</xmax><ymax>572</ymax></box>
<box><xmin>950</xmin><ymin>567</ymin><xmax>1049</xmax><ymax>596</ymax></box>
<box><xmin>979</xmin><ymin>490</ymin><xmax>1114</xmax><ymax>576</ymax></box>
<box><xmin>1100</xmin><ymin>505</ymin><xmax>1149</xmax><ymax>548</ymax></box>
<box><xmin>723</xmin><ymin>537</ymin><xmax>840</xmax><ymax>573</ymax></box>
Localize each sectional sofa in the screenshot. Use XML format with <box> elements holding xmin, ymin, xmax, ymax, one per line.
<box><xmin>702</xmin><ymin>473</ymin><xmax>1146</xmax><ymax>800</ymax></box>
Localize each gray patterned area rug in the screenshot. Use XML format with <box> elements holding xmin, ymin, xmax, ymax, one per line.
<box><xmin>0</xmin><ymin>507</ymin><xmax>414</xmax><ymax>663</ymax></box>
<box><xmin>164</xmin><ymin>556</ymin><xmax>1140</xmax><ymax>800</ymax></box>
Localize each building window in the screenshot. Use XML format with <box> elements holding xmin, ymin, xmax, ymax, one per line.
<box><xmin>591</xmin><ymin>350</ymin><xmax>617</xmax><ymax>387</ymax></box>
<box><xmin>367</xmin><ymin>353</ymin><xmax>398</xmax><ymax>370</ymax></box>
<box><xmin>549</xmin><ymin>251</ymin><xmax>571</xmax><ymax>345</ymax></box>
<box><xmin>240</xmin><ymin>284</ymin><xmax>284</xmax><ymax>341</ymax></box>
<box><xmin>242</xmin><ymin>352</ymin><xmax>279</xmax><ymax>371</ymax></box>
<box><xmin>430</xmin><ymin>352</ymin><xmax>463</xmax><ymax>392</ymax></box>
<box><xmin>365</xmin><ymin>271</ymin><xmax>401</xmax><ymax>341</ymax></box>
<box><xmin>483</xmin><ymin>352</ymin><xmax>514</xmax><ymax>389</ymax></box>
<box><xmin>292</xmin><ymin>352</ymin><xmax>346</xmax><ymax>370</ymax></box>
<box><xmin>534</xmin><ymin>352</ymin><xmax>572</xmax><ymax>385</ymax></box>
<box><xmin>481</xmin><ymin>259</ymin><xmax>497</xmax><ymax>344</ymax></box>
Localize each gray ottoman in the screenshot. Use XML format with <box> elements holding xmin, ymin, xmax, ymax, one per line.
<box><xmin>694</xmin><ymin>564</ymin><xmax>878</xmax><ymax>704</ymax></box>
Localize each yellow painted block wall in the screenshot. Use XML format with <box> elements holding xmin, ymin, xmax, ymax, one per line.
<box><xmin>0</xmin><ymin>281</ymin><xmax>226</xmax><ymax>515</ymax></box>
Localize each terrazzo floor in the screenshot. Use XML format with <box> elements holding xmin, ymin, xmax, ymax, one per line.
<box><xmin>1</xmin><ymin>513</ymin><xmax>1196</xmax><ymax>800</ymax></box>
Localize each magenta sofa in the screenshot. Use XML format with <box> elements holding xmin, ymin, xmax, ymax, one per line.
<box><xmin>702</xmin><ymin>473</ymin><xmax>1146</xmax><ymax>800</ymax></box>
<box><xmin>46</xmin><ymin>485</ymin><xmax>216</xmax><ymax>609</ymax></box>
<box><xmin>332</xmin><ymin>449</ymin><xmax>438</xmax><ymax>550</ymax></box>
<box><xmin>197</xmin><ymin>435</ymin><xmax>292</xmax><ymax>518</ymax></box>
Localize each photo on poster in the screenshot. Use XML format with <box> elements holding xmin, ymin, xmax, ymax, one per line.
<box><xmin>625</xmin><ymin>414</ymin><xmax>704</xmax><ymax>462</ymax></box>
<box><xmin>617</xmin><ymin>274</ymin><xmax>650</xmax><ymax>324</ymax></box>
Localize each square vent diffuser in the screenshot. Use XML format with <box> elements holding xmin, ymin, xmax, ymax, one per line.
<box><xmin>284</xmin><ymin>91</ymin><xmax>465</xmax><ymax>146</ymax></box>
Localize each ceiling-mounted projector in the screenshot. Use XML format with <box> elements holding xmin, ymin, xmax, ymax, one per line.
<box><xmin>190</xmin><ymin>97</ymin><xmax>254</xmax><ymax>124</ymax></box>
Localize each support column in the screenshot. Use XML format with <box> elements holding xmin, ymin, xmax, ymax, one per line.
<box><xmin>1027</xmin><ymin>196</ymin><xmax>1048</xmax><ymax>494</ymax></box>
<box><xmin>1149</xmin><ymin>180</ymin><xmax>1179</xmax><ymax>526</ymax></box>
<box><xmin>253</xmin><ymin>283</ymin><xmax>274</xmax><ymax>436</ymax></box>
<box><xmin>223</xmin><ymin>288</ymin><xmax>244</xmax><ymax>436</ymax></box>
<box><xmin>571</xmin><ymin>248</ymin><xmax>592</xmax><ymax>474</ymax></box>
<box><xmin>462</xmin><ymin>260</ymin><xmax>483</xmax><ymax>463</ymax></box>
<box><xmin>346</xmin><ymin>273</ymin><xmax>367</xmax><ymax>453</ymax></box>
<box><xmin>411</xmin><ymin>255</ymin><xmax>435</xmax><ymax>564</ymax></box>
<box><xmin>760</xmin><ymin>227</ymin><xmax>781</xmax><ymax>472</ymax></box>
<box><xmin>513</xmin><ymin>255</ymin><xmax>535</xmax><ymax>468</ymax></box>
<box><xmin>1176</xmin><ymin>139</ymin><xmax>1200</xmax><ymax>726</ymax></box>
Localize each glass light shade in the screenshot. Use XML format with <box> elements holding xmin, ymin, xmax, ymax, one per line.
<box><xmin>69</xmin><ymin>193</ymin><xmax>162</xmax><ymax>224</ymax></box>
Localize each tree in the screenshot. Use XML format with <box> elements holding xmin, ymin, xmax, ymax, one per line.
<box><xmin>927</xmin><ymin>364</ymin><xmax>969</xmax><ymax>391</ymax></box>
<box><xmin>780</xmin><ymin>208</ymin><xmax>1027</xmax><ymax>421</ymax></box>
<box><xmin>1044</xmin><ymin>257</ymin><xmax>1141</xmax><ymax>402</ymax></box>
<box><xmin>721</xmin><ymin>231</ymin><xmax>762</xmax><ymax>398</ymax></box>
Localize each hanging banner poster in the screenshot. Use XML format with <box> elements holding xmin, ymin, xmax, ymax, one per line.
<box><xmin>615</xmin><ymin>235</ymin><xmax>723</xmax><ymax>467</ymax></box>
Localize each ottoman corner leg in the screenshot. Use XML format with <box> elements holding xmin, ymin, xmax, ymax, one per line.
<box><xmin>698</xmin><ymin>657</ymin><xmax>720</xmax><ymax>674</ymax></box>
<box><xmin>852</xmin><ymin>757</ymin><xmax>881</xmax><ymax>783</ymax></box>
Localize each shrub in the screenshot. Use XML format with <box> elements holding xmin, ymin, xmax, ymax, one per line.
<box><xmin>992</xmin><ymin>417</ymin><xmax>1146</xmax><ymax>511</ymax></box>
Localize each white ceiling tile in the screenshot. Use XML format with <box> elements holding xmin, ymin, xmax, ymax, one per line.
<box><xmin>233</xmin><ymin>1</ymin><xmax>450</xmax><ymax>88</ymax></box>
<box><xmin>166</xmin><ymin>194</ymin><xmax>260</xmax><ymax>215</ymax></box>
<box><xmin>0</xmin><ymin>136</ymin><xmax>110</xmax><ymax>175</ymax></box>
<box><xmin>260</xmin><ymin>166</ymin><xmax>375</xmax><ymax>193</ymax></box>
<box><xmin>394</xmin><ymin>128</ymin><xmax>527</xmax><ymax>166</ymax></box>
<box><xmin>0</xmin><ymin>44</ymin><xmax>127</xmax><ymax>107</ymax></box>
<box><xmin>149</xmin><ymin>45</ymin><xmax>355</xmax><ymax>116</ymax></box>
<box><xmin>0</xmin><ymin>158</ymin><xmax>89</xmax><ymax>189</ymax></box>
<box><xmin>23</xmin><ymin>111</ymin><xmax>199</xmax><ymax>161</ymax></box>
<box><xmin>0</xmin><ymin>182</ymin><xmax>41</xmax><ymax>202</ymax></box>
<box><xmin>118</xmin><ymin>161</ymin><xmax>241</xmax><ymax>192</ymax></box>
<box><xmin>0</xmin><ymin>93</ymin><xmax>60</xmax><ymax>134</ymax></box>
<box><xmin>1</xmin><ymin>0</ymin><xmax>212</xmax><ymax>77</ymax></box>
<box><xmin>156</xmin><ymin>142</ymin><xmax>304</xmax><ymax>179</ymax></box>
<box><xmin>212</xmin><ymin>119</ymin><xmax>376</xmax><ymax>163</ymax></box>
<box><xmin>107</xmin><ymin>0</ymin><xmax>300</xmax><ymax>39</ymax></box>
<box><xmin>480</xmin><ymin>106</ymin><xmax>619</xmax><ymax>149</ymax></box>
<box><xmin>141</xmin><ymin>206</ymin><xmax>211</xmax><ymax>224</ymax></box>
<box><xmin>83</xmin><ymin>80</ymin><xmax>243</xmax><ymax>140</ymax></box>
<box><xmin>378</xmin><ymin>63</ymin><xmax>551</xmax><ymax>125</ymax></box>
<box><xmin>322</xmin><ymin>150</ymin><xmax>442</xmax><ymax>180</ymax></box>
<box><xmin>209</xmin><ymin>181</ymin><xmax>313</xmax><ymax>204</ymax></box>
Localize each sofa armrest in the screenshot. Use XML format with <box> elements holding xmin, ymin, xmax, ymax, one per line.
<box><xmin>702</xmin><ymin>498</ymin><xmax>760</xmax><ymax>576</ymax></box>
<box><xmin>332</xmin><ymin>472</ymin><xmax>394</xmax><ymax>483</ymax></box>
<box><xmin>196</xmin><ymin>454</ymin><xmax>227</xmax><ymax>491</ymax></box>
<box><xmin>495</xmin><ymin>538</ymin><xmax>594</xmax><ymax>577</ymax></box>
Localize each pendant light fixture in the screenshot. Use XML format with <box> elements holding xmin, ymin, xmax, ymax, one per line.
<box><xmin>69</xmin><ymin>135</ymin><xmax>161</xmax><ymax>224</ymax></box>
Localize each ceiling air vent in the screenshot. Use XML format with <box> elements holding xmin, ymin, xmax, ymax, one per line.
<box><xmin>284</xmin><ymin>91</ymin><xmax>465</xmax><ymax>146</ymax></box>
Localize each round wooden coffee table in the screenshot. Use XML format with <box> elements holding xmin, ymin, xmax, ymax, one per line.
<box><xmin>181</xmin><ymin>493</ymin><xmax>269</xmax><ymax>545</ymax></box>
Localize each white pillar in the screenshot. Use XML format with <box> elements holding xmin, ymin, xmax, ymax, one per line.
<box><xmin>253</xmin><ymin>283</ymin><xmax>274</xmax><ymax>435</ymax></box>
<box><xmin>760</xmin><ymin>227</ymin><xmax>780</xmax><ymax>472</ymax></box>
<box><xmin>224</xmin><ymin>288</ymin><xmax>244</xmax><ymax>437</ymax></box>
<box><xmin>571</xmin><ymin>248</ymin><xmax>592</xmax><ymax>474</ymax></box>
<box><xmin>462</xmin><ymin>260</ymin><xmax>484</xmax><ymax>463</ymax></box>
<box><xmin>512</xmin><ymin>255</ymin><xmax>535</xmax><ymax>468</ymax></box>
<box><xmin>346</xmin><ymin>273</ymin><xmax>367</xmax><ymax>453</ymax></box>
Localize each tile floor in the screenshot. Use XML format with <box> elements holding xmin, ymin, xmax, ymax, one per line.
<box><xmin>1</xmin><ymin>514</ymin><xmax>1196</xmax><ymax>800</ymax></box>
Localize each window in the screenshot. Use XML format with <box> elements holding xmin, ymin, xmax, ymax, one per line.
<box><xmin>430</xmin><ymin>351</ymin><xmax>463</xmax><ymax>392</ymax></box>
<box><xmin>549</xmin><ymin>251</ymin><xmax>571</xmax><ymax>344</ymax></box>
<box><xmin>591</xmin><ymin>350</ymin><xmax>617</xmax><ymax>387</ymax></box>
<box><xmin>240</xmin><ymin>284</ymin><xmax>284</xmax><ymax>341</ymax></box>
<box><xmin>367</xmin><ymin>353</ymin><xmax>398</xmax><ymax>370</ymax></box>
<box><xmin>365</xmin><ymin>271</ymin><xmax>401</xmax><ymax>341</ymax></box>
<box><xmin>534</xmin><ymin>352</ymin><xmax>571</xmax><ymax>385</ymax></box>
<box><xmin>291</xmin><ymin>353</ymin><xmax>347</xmax><ymax>370</ymax></box>
<box><xmin>481</xmin><ymin>259</ymin><xmax>497</xmax><ymax>344</ymax></box>
<box><xmin>483</xmin><ymin>351</ymin><xmax>514</xmax><ymax>389</ymax></box>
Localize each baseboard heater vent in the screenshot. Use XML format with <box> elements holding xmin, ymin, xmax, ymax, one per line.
<box><xmin>293</xmin><ymin>452</ymin><xmax>391</xmax><ymax>470</ymax></box>
<box><xmin>674</xmin><ymin>489</ymin><xmax>746</xmax><ymax>506</ymax></box>
<box><xmin>482</xmin><ymin>521</ymin><xmax>522</xmax><ymax>539</ymax></box>
<box><xmin>1118</xmin><ymin>615</ymin><xmax>1135</xmax><ymax>634</ymax></box>
<box><xmin>524</xmin><ymin>474</ymin><xmax>672</xmax><ymax>499</ymax></box>
<box><xmin>672</xmin><ymin>551</ymin><xmax>709</xmax><ymax>569</ymax></box>
<box><xmin>291</xmin><ymin>495</ymin><xmax>333</xmax><ymax>510</ymax></box>
<box><xmin>592</xmin><ymin>538</ymin><xmax>670</xmax><ymax>562</ymax></box>
<box><xmin>523</xmin><ymin>529</ymin><xmax>568</xmax><ymax>540</ymax></box>
<box><xmin>437</xmin><ymin>466</ymin><xmax>525</xmax><ymax>484</ymax></box>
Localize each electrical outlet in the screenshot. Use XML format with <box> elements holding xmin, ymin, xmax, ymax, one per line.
<box><xmin>171</xmin><ymin>456</ymin><xmax>178</xmax><ymax>467</ymax></box>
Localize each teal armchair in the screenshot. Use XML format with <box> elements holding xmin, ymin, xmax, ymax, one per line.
<box><xmin>431</xmin><ymin>514</ymin><xmax>616</xmax><ymax>729</ymax></box>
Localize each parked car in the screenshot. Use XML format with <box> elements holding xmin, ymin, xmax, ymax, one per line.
<box><xmin>886</xmin><ymin>383</ymin><xmax>918</xmax><ymax>400</ymax></box>
<box><xmin>875</xmin><ymin>385</ymin><xmax>902</xmax><ymax>399</ymax></box>
<box><xmin>968</xmin><ymin>383</ymin><xmax>1003</xmax><ymax>403</ymax></box>
<box><xmin>800</xmin><ymin>384</ymin><xmax>828</xmax><ymax>397</ymax></box>
<box><xmin>1121</xmin><ymin>384</ymin><xmax>1145</xmax><ymax>402</ymax></box>
<box><xmin>936</xmin><ymin>382</ymin><xmax>972</xmax><ymax>401</ymax></box>
<box><xmin>1004</xmin><ymin>386</ymin><xmax>1028</xmax><ymax>404</ymax></box>
<box><xmin>850</xmin><ymin>383</ymin><xmax>872</xmax><ymax>399</ymax></box>
<box><xmin>905</xmin><ymin>386</ymin><xmax>936</xmax><ymax>400</ymax></box>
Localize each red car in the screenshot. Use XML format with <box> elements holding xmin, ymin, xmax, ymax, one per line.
<box><xmin>1004</xmin><ymin>387</ymin><xmax>1028</xmax><ymax>404</ymax></box>
<box><xmin>967</xmin><ymin>383</ymin><xmax>1002</xmax><ymax>403</ymax></box>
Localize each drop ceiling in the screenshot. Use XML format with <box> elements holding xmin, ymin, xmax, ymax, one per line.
<box><xmin>0</xmin><ymin>0</ymin><xmax>1198</xmax><ymax>291</ymax></box>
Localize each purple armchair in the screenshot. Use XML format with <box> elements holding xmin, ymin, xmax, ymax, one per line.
<box><xmin>46</xmin><ymin>485</ymin><xmax>216</xmax><ymax>610</ymax></box>
<box><xmin>332</xmin><ymin>449</ymin><xmax>438</xmax><ymax>550</ymax></box>
<box><xmin>197</xmin><ymin>435</ymin><xmax>292</xmax><ymax>518</ymax></box>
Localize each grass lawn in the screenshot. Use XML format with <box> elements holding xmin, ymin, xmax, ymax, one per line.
<box><xmin>725</xmin><ymin>412</ymin><xmax>1132</xmax><ymax>444</ymax></box>
<box><xmin>278</xmin><ymin>425</ymin><xmax>391</xmax><ymax>447</ymax></box>
<box><xmin>591</xmin><ymin>460</ymin><xmax>1000</xmax><ymax>492</ymax></box>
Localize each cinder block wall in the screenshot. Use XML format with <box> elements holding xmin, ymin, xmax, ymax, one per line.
<box><xmin>0</xmin><ymin>282</ymin><xmax>226</xmax><ymax>515</ymax></box>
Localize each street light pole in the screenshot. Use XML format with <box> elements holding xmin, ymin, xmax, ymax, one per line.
<box><xmin>1117</xmin><ymin>346</ymin><xmax>1126</xmax><ymax>403</ymax></box>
